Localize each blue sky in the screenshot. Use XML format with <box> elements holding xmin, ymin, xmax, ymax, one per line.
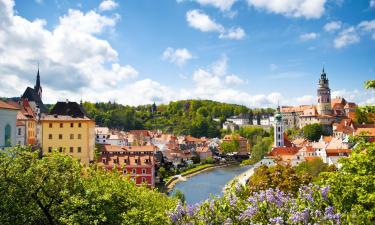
<box><xmin>0</xmin><ymin>0</ymin><xmax>374</xmax><ymax>107</ymax></box>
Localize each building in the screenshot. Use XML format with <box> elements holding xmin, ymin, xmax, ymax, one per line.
<box><xmin>95</xmin><ymin>127</ymin><xmax>109</xmax><ymax>144</ymax></box>
<box><xmin>21</xmin><ymin>68</ymin><xmax>48</xmax><ymax>113</ymax></box>
<box><xmin>226</xmin><ymin>114</ymin><xmax>250</xmax><ymax>127</ymax></box>
<box><xmin>222</xmin><ymin>134</ymin><xmax>248</xmax><ymax>156</ymax></box>
<box><xmin>0</xmin><ymin>100</ymin><xmax>18</xmax><ymax>147</ymax></box>
<box><xmin>40</xmin><ymin>101</ymin><xmax>95</xmax><ymax>165</ymax></box>
<box><xmin>99</xmin><ymin>145</ymin><xmax>157</xmax><ymax>186</ymax></box>
<box><xmin>196</xmin><ymin>146</ymin><xmax>213</xmax><ymax>161</ymax></box>
<box><xmin>274</xmin><ymin>108</ymin><xmax>284</xmax><ymax>147</ymax></box>
<box><xmin>317</xmin><ymin>68</ymin><xmax>332</xmax><ymax>115</ymax></box>
<box><xmin>15</xmin><ymin>111</ymin><xmax>27</xmax><ymax>145</ymax></box>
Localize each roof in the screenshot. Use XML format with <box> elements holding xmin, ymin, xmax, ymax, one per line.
<box><xmin>0</xmin><ymin>100</ymin><xmax>19</xmax><ymax>110</ymax></box>
<box><xmin>268</xmin><ymin>147</ymin><xmax>300</xmax><ymax>156</ymax></box>
<box><xmin>331</xmin><ymin>97</ymin><xmax>346</xmax><ymax>107</ymax></box>
<box><xmin>16</xmin><ymin>121</ymin><xmax>25</xmax><ymax>126</ymax></box>
<box><xmin>103</xmin><ymin>145</ymin><xmax>158</xmax><ymax>152</ymax></box>
<box><xmin>16</xmin><ymin>111</ymin><xmax>28</xmax><ymax>120</ymax></box>
<box><xmin>41</xmin><ymin>115</ymin><xmax>92</xmax><ymax>121</ymax></box>
<box><xmin>185</xmin><ymin>135</ymin><xmax>206</xmax><ymax>143</ymax></box>
<box><xmin>323</xmin><ymin>136</ymin><xmax>333</xmax><ymax>143</ymax></box>
<box><xmin>281</xmin><ymin>105</ymin><xmax>314</xmax><ymax>113</ymax></box>
<box><xmin>304</xmin><ymin>156</ymin><xmax>320</xmax><ymax>161</ymax></box>
<box><xmin>95</xmin><ymin>127</ymin><xmax>109</xmax><ymax>134</ymax></box>
<box><xmin>344</xmin><ymin>102</ymin><xmax>356</xmax><ymax>109</ymax></box>
<box><xmin>21</xmin><ymin>87</ymin><xmax>48</xmax><ymax>113</ymax></box>
<box><xmin>129</xmin><ymin>130</ymin><xmax>150</xmax><ymax>137</ymax></box>
<box><xmin>196</xmin><ymin>146</ymin><xmax>210</xmax><ymax>153</ymax></box>
<box><xmin>222</xmin><ymin>134</ymin><xmax>247</xmax><ymax>141</ymax></box>
<box><xmin>50</xmin><ymin>101</ymin><xmax>87</xmax><ymax>118</ymax></box>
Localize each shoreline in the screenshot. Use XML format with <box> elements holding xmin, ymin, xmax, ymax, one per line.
<box><xmin>165</xmin><ymin>163</ymin><xmax>236</xmax><ymax>192</ymax></box>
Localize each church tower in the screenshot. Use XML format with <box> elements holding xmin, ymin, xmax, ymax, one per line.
<box><xmin>34</xmin><ymin>66</ymin><xmax>42</xmax><ymax>99</ymax></box>
<box><xmin>317</xmin><ymin>67</ymin><xmax>332</xmax><ymax>115</ymax></box>
<box><xmin>274</xmin><ymin>106</ymin><xmax>284</xmax><ymax>147</ymax></box>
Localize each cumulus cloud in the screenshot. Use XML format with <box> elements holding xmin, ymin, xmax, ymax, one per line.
<box><xmin>299</xmin><ymin>32</ymin><xmax>318</xmax><ymax>41</ymax></box>
<box><xmin>324</xmin><ymin>21</ymin><xmax>341</xmax><ymax>32</ymax></box>
<box><xmin>246</xmin><ymin>0</ymin><xmax>327</xmax><ymax>19</ymax></box>
<box><xmin>186</xmin><ymin>9</ymin><xmax>224</xmax><ymax>32</ymax></box>
<box><xmin>334</xmin><ymin>27</ymin><xmax>360</xmax><ymax>48</ymax></box>
<box><xmin>371</xmin><ymin>0</ymin><xmax>375</xmax><ymax>8</ymax></box>
<box><xmin>225</xmin><ymin>74</ymin><xmax>243</xmax><ymax>85</ymax></box>
<box><xmin>99</xmin><ymin>0</ymin><xmax>118</xmax><ymax>12</ymax></box>
<box><xmin>295</xmin><ymin>95</ymin><xmax>314</xmax><ymax>104</ymax></box>
<box><xmin>219</xmin><ymin>27</ymin><xmax>246</xmax><ymax>40</ymax></box>
<box><xmin>162</xmin><ymin>47</ymin><xmax>193</xmax><ymax>66</ymax></box>
<box><xmin>186</xmin><ymin>9</ymin><xmax>246</xmax><ymax>40</ymax></box>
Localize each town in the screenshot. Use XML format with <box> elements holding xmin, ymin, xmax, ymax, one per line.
<box><xmin>1</xmin><ymin>66</ymin><xmax>373</xmax><ymax>190</ymax></box>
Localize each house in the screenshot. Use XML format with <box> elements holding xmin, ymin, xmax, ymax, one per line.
<box><xmin>222</xmin><ymin>134</ymin><xmax>248</xmax><ymax>156</ymax></box>
<box><xmin>99</xmin><ymin>145</ymin><xmax>157</xmax><ymax>186</ymax></box>
<box><xmin>15</xmin><ymin>111</ymin><xmax>27</xmax><ymax>145</ymax></box>
<box><xmin>40</xmin><ymin>101</ymin><xmax>95</xmax><ymax>165</ymax></box>
<box><xmin>226</xmin><ymin>114</ymin><xmax>250</xmax><ymax>126</ymax></box>
<box><xmin>196</xmin><ymin>146</ymin><xmax>213</xmax><ymax>161</ymax></box>
<box><xmin>267</xmin><ymin>146</ymin><xmax>301</xmax><ymax>166</ymax></box>
<box><xmin>0</xmin><ymin>100</ymin><xmax>18</xmax><ymax>147</ymax></box>
<box><xmin>129</xmin><ymin>130</ymin><xmax>151</xmax><ymax>145</ymax></box>
<box><xmin>21</xmin><ymin>68</ymin><xmax>48</xmax><ymax>113</ymax></box>
<box><xmin>95</xmin><ymin>127</ymin><xmax>109</xmax><ymax>144</ymax></box>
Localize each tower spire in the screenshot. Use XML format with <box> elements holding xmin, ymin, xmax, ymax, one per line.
<box><xmin>34</xmin><ymin>62</ymin><xmax>42</xmax><ymax>99</ymax></box>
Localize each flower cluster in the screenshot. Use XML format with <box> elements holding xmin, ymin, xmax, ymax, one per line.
<box><xmin>169</xmin><ymin>184</ymin><xmax>343</xmax><ymax>225</ymax></box>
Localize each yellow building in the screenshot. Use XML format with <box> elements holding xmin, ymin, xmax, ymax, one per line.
<box><xmin>41</xmin><ymin>101</ymin><xmax>95</xmax><ymax>165</ymax></box>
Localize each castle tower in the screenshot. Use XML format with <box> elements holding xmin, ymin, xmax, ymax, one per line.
<box><xmin>317</xmin><ymin>67</ymin><xmax>332</xmax><ymax>115</ymax></box>
<box><xmin>274</xmin><ymin>106</ymin><xmax>284</xmax><ymax>147</ymax></box>
<box><xmin>34</xmin><ymin>66</ymin><xmax>42</xmax><ymax>99</ymax></box>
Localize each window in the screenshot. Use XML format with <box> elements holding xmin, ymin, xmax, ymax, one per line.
<box><xmin>102</xmin><ymin>158</ymin><xmax>107</xmax><ymax>163</ymax></box>
<box><xmin>59</xmin><ymin>147</ymin><xmax>63</xmax><ymax>153</ymax></box>
<box><xmin>78</xmin><ymin>134</ymin><xmax>82</xmax><ymax>139</ymax></box>
<box><xmin>48</xmin><ymin>147</ymin><xmax>52</xmax><ymax>153</ymax></box>
<box><xmin>59</xmin><ymin>134</ymin><xmax>63</xmax><ymax>139</ymax></box>
<box><xmin>78</xmin><ymin>123</ymin><xmax>82</xmax><ymax>128</ymax></box>
<box><xmin>132</xmin><ymin>169</ymin><xmax>136</xmax><ymax>174</ymax></box>
<box><xmin>145</xmin><ymin>159</ymin><xmax>150</xmax><ymax>163</ymax></box>
<box><xmin>49</xmin><ymin>123</ymin><xmax>52</xmax><ymax>128</ymax></box>
<box><xmin>77</xmin><ymin>147</ymin><xmax>81</xmax><ymax>153</ymax></box>
<box><xmin>70</xmin><ymin>147</ymin><xmax>74</xmax><ymax>153</ymax></box>
<box><xmin>124</xmin><ymin>159</ymin><xmax>128</xmax><ymax>164</ymax></box>
<box><xmin>123</xmin><ymin>169</ymin><xmax>127</xmax><ymax>175</ymax></box>
<box><xmin>70</xmin><ymin>134</ymin><xmax>74</xmax><ymax>139</ymax></box>
<box><xmin>142</xmin><ymin>177</ymin><xmax>147</xmax><ymax>183</ymax></box>
<box><xmin>60</xmin><ymin>123</ymin><xmax>63</xmax><ymax>128</ymax></box>
<box><xmin>142</xmin><ymin>169</ymin><xmax>146</xmax><ymax>174</ymax></box>
<box><xmin>4</xmin><ymin>124</ymin><xmax>11</xmax><ymax>147</ymax></box>
<box><xmin>96</xmin><ymin>135</ymin><xmax>99</xmax><ymax>138</ymax></box>
<box><xmin>18</xmin><ymin>128</ymin><xmax>21</xmax><ymax>135</ymax></box>
<box><xmin>113</xmin><ymin>159</ymin><xmax>118</xmax><ymax>164</ymax></box>
<box><xmin>49</xmin><ymin>134</ymin><xmax>52</xmax><ymax>139</ymax></box>
<box><xmin>135</xmin><ymin>159</ymin><xmax>139</xmax><ymax>164</ymax></box>
<box><xmin>70</xmin><ymin>123</ymin><xmax>74</xmax><ymax>128</ymax></box>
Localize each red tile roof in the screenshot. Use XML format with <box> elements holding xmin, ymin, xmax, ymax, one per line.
<box><xmin>304</xmin><ymin>156</ymin><xmax>320</xmax><ymax>161</ymax></box>
<box><xmin>355</xmin><ymin>128</ymin><xmax>375</xmax><ymax>137</ymax></box>
<box><xmin>268</xmin><ymin>147</ymin><xmax>300</xmax><ymax>156</ymax></box>
<box><xmin>0</xmin><ymin>100</ymin><xmax>19</xmax><ymax>110</ymax></box>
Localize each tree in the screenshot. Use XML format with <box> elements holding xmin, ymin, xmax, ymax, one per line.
<box><xmin>158</xmin><ymin>167</ymin><xmax>167</xmax><ymax>182</ymax></box>
<box><xmin>364</xmin><ymin>79</ymin><xmax>375</xmax><ymax>90</ymax></box>
<box><xmin>0</xmin><ymin>147</ymin><xmax>176</xmax><ymax>225</ymax></box>
<box><xmin>302</xmin><ymin>123</ymin><xmax>324</xmax><ymax>142</ymax></box>
<box><xmin>172</xmin><ymin>189</ymin><xmax>186</xmax><ymax>204</ymax></box>
<box><xmin>248</xmin><ymin>137</ymin><xmax>273</xmax><ymax>163</ymax></box>
<box><xmin>220</xmin><ymin>139</ymin><xmax>239</xmax><ymax>154</ymax></box>
<box><xmin>295</xmin><ymin>158</ymin><xmax>329</xmax><ymax>178</ymax></box>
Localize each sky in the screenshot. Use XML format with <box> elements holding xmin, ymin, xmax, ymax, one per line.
<box><xmin>0</xmin><ymin>0</ymin><xmax>374</xmax><ymax>108</ymax></box>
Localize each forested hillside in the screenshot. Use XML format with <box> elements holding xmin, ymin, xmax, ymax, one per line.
<box><xmin>82</xmin><ymin>100</ymin><xmax>275</xmax><ymax>138</ymax></box>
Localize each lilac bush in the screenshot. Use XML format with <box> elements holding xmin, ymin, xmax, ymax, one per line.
<box><xmin>169</xmin><ymin>184</ymin><xmax>343</xmax><ymax>225</ymax></box>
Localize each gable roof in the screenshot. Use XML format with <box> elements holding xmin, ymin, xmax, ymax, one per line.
<box><xmin>0</xmin><ymin>100</ymin><xmax>19</xmax><ymax>110</ymax></box>
<box><xmin>268</xmin><ymin>147</ymin><xmax>300</xmax><ymax>156</ymax></box>
<box><xmin>50</xmin><ymin>101</ymin><xmax>87</xmax><ymax>118</ymax></box>
<box><xmin>21</xmin><ymin>87</ymin><xmax>48</xmax><ymax>113</ymax></box>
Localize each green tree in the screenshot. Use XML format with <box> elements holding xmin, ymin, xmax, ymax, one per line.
<box><xmin>220</xmin><ymin>139</ymin><xmax>240</xmax><ymax>154</ymax></box>
<box><xmin>172</xmin><ymin>189</ymin><xmax>186</xmax><ymax>204</ymax></box>
<box><xmin>295</xmin><ymin>158</ymin><xmax>329</xmax><ymax>178</ymax></box>
<box><xmin>364</xmin><ymin>79</ymin><xmax>375</xmax><ymax>89</ymax></box>
<box><xmin>248</xmin><ymin>137</ymin><xmax>273</xmax><ymax>164</ymax></box>
<box><xmin>302</xmin><ymin>123</ymin><xmax>324</xmax><ymax>142</ymax></box>
<box><xmin>158</xmin><ymin>167</ymin><xmax>167</xmax><ymax>182</ymax></box>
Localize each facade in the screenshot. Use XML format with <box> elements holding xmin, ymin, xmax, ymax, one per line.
<box><xmin>317</xmin><ymin>68</ymin><xmax>332</xmax><ymax>115</ymax></box>
<box><xmin>41</xmin><ymin>101</ymin><xmax>95</xmax><ymax>165</ymax></box>
<box><xmin>222</xmin><ymin>134</ymin><xmax>248</xmax><ymax>156</ymax></box>
<box><xmin>16</xmin><ymin>111</ymin><xmax>27</xmax><ymax>145</ymax></box>
<box><xmin>95</xmin><ymin>127</ymin><xmax>109</xmax><ymax>144</ymax></box>
<box><xmin>0</xmin><ymin>100</ymin><xmax>18</xmax><ymax>147</ymax></box>
<box><xmin>274</xmin><ymin>109</ymin><xmax>284</xmax><ymax>147</ymax></box>
<box><xmin>226</xmin><ymin>114</ymin><xmax>250</xmax><ymax>126</ymax></box>
<box><xmin>99</xmin><ymin>145</ymin><xmax>157</xmax><ymax>186</ymax></box>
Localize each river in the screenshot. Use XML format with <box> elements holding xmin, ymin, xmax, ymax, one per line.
<box><xmin>170</xmin><ymin>165</ymin><xmax>251</xmax><ymax>204</ymax></box>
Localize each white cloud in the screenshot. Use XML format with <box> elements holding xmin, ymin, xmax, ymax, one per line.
<box><xmin>99</xmin><ymin>0</ymin><xmax>118</xmax><ymax>12</ymax></box>
<box><xmin>162</xmin><ymin>47</ymin><xmax>193</xmax><ymax>66</ymax></box>
<box><xmin>295</xmin><ymin>95</ymin><xmax>314</xmax><ymax>104</ymax></box>
<box><xmin>225</xmin><ymin>74</ymin><xmax>243</xmax><ymax>85</ymax></box>
<box><xmin>358</xmin><ymin>19</ymin><xmax>375</xmax><ymax>32</ymax></box>
<box><xmin>334</xmin><ymin>27</ymin><xmax>360</xmax><ymax>48</ymax></box>
<box><xmin>35</xmin><ymin>0</ymin><xmax>43</xmax><ymax>4</ymax></box>
<box><xmin>324</xmin><ymin>21</ymin><xmax>341</xmax><ymax>32</ymax></box>
<box><xmin>299</xmin><ymin>32</ymin><xmax>318</xmax><ymax>41</ymax></box>
<box><xmin>219</xmin><ymin>27</ymin><xmax>246</xmax><ymax>40</ymax></box>
<box><xmin>269</xmin><ymin>64</ymin><xmax>278</xmax><ymax>71</ymax></box>
<box><xmin>186</xmin><ymin>9</ymin><xmax>245</xmax><ymax>40</ymax></box>
<box><xmin>246</xmin><ymin>0</ymin><xmax>327</xmax><ymax>19</ymax></box>
<box><xmin>186</xmin><ymin>9</ymin><xmax>224</xmax><ymax>32</ymax></box>
<box><xmin>196</xmin><ymin>0</ymin><xmax>236</xmax><ymax>11</ymax></box>
<box><xmin>370</xmin><ymin>0</ymin><xmax>375</xmax><ymax>8</ymax></box>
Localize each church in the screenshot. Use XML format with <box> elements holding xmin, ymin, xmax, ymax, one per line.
<box><xmin>280</xmin><ymin>68</ymin><xmax>356</xmax><ymax>133</ymax></box>
<box><xmin>21</xmin><ymin>68</ymin><xmax>48</xmax><ymax>114</ymax></box>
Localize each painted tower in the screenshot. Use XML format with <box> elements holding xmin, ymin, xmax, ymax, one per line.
<box><xmin>317</xmin><ymin>68</ymin><xmax>332</xmax><ymax>115</ymax></box>
<box><xmin>274</xmin><ymin>106</ymin><xmax>284</xmax><ymax>147</ymax></box>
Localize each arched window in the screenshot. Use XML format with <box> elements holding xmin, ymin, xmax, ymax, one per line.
<box><xmin>5</xmin><ymin>124</ymin><xmax>11</xmax><ymax>147</ymax></box>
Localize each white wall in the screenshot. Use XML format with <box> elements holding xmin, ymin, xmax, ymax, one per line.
<box><xmin>0</xmin><ymin>109</ymin><xmax>17</xmax><ymax>147</ymax></box>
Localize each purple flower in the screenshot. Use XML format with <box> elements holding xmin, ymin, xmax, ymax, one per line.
<box><xmin>320</xmin><ymin>186</ymin><xmax>330</xmax><ymax>200</ymax></box>
<box><xmin>266</xmin><ymin>189</ymin><xmax>276</xmax><ymax>203</ymax></box>
<box><xmin>224</xmin><ymin>218</ymin><xmax>233</xmax><ymax>225</ymax></box>
<box><xmin>270</xmin><ymin>216</ymin><xmax>283</xmax><ymax>224</ymax></box>
<box><xmin>238</xmin><ymin>205</ymin><xmax>258</xmax><ymax>221</ymax></box>
<box><xmin>289</xmin><ymin>211</ymin><xmax>305</xmax><ymax>223</ymax></box>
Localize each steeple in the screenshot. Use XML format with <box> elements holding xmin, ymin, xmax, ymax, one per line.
<box><xmin>34</xmin><ymin>64</ymin><xmax>42</xmax><ymax>99</ymax></box>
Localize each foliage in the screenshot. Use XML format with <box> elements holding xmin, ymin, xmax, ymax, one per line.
<box><xmin>286</xmin><ymin>127</ymin><xmax>302</xmax><ymax>139</ymax></box>
<box><xmin>320</xmin><ymin>139</ymin><xmax>375</xmax><ymax>223</ymax></box>
<box><xmin>354</xmin><ymin>106</ymin><xmax>375</xmax><ymax>124</ymax></box>
<box><xmin>302</xmin><ymin>123</ymin><xmax>324</xmax><ymax>142</ymax></box>
<box><xmin>202</xmin><ymin>157</ymin><xmax>214</xmax><ymax>164</ymax></box>
<box><xmin>158</xmin><ymin>167</ymin><xmax>167</xmax><ymax>180</ymax></box>
<box><xmin>0</xmin><ymin>147</ymin><xmax>176</xmax><ymax>225</ymax></box>
<box><xmin>169</xmin><ymin>184</ymin><xmax>342</xmax><ymax>224</ymax></box>
<box><xmin>248</xmin><ymin>137</ymin><xmax>273</xmax><ymax>164</ymax></box>
<box><xmin>220</xmin><ymin>139</ymin><xmax>240</xmax><ymax>154</ymax></box>
<box><xmin>247</xmin><ymin>164</ymin><xmax>311</xmax><ymax>195</ymax></box>
<box><xmin>237</xmin><ymin>126</ymin><xmax>269</xmax><ymax>147</ymax></box>
<box><xmin>172</xmin><ymin>190</ymin><xmax>186</xmax><ymax>204</ymax></box>
<box><xmin>364</xmin><ymin>79</ymin><xmax>375</xmax><ymax>89</ymax></box>
<box><xmin>294</xmin><ymin>158</ymin><xmax>333</xmax><ymax>179</ymax></box>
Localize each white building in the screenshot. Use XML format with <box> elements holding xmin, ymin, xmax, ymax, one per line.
<box><xmin>226</xmin><ymin>114</ymin><xmax>250</xmax><ymax>126</ymax></box>
<box><xmin>0</xmin><ymin>100</ymin><xmax>18</xmax><ymax>148</ymax></box>
<box><xmin>260</xmin><ymin>116</ymin><xmax>275</xmax><ymax>126</ymax></box>
<box><xmin>16</xmin><ymin>111</ymin><xmax>27</xmax><ymax>145</ymax></box>
<box><xmin>95</xmin><ymin>127</ymin><xmax>109</xmax><ymax>144</ymax></box>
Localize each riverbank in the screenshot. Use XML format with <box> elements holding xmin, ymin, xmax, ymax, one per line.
<box><xmin>165</xmin><ymin>163</ymin><xmax>235</xmax><ymax>192</ymax></box>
